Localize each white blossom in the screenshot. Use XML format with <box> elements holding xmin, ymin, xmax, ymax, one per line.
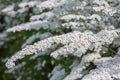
<box><xmin>5</xmin><ymin>30</ymin><xmax>119</xmax><ymax>69</ymax></box>
<box><xmin>4</xmin><ymin>0</ymin><xmax>119</xmax><ymax>32</ymax></box>
<box><xmin>49</xmin><ymin>65</ymin><xmax>67</xmax><ymax>80</ymax></box>
<box><xmin>82</xmin><ymin>56</ymin><xmax>120</xmax><ymax>80</ymax></box>
<box><xmin>2</xmin><ymin>0</ymin><xmax>120</xmax><ymax>80</ymax></box>
<box><xmin>22</xmin><ymin>32</ymin><xmax>53</xmax><ymax>48</ymax></box>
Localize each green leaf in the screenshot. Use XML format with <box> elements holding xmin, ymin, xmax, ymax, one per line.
<box><xmin>84</xmin><ymin>23</ymin><xmax>89</xmax><ymax>30</ymax></box>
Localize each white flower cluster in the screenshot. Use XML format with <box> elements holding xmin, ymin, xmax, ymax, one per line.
<box><xmin>51</xmin><ymin>30</ymin><xmax>118</xmax><ymax>58</ymax></box>
<box><xmin>5</xmin><ymin>62</ymin><xmax>26</xmax><ymax>73</ymax></box>
<box><xmin>93</xmin><ymin>0</ymin><xmax>117</xmax><ymax>16</ymax></box>
<box><xmin>1</xmin><ymin>1</ymin><xmax>40</xmax><ymax>15</ymax></box>
<box><xmin>22</xmin><ymin>32</ymin><xmax>53</xmax><ymax>48</ymax></box>
<box><xmin>82</xmin><ymin>55</ymin><xmax>120</xmax><ymax>80</ymax></box>
<box><xmin>5</xmin><ymin>31</ymin><xmax>82</xmax><ymax>68</ymax></box>
<box><xmin>1</xmin><ymin>0</ymin><xmax>120</xmax><ymax>80</ymax></box>
<box><xmin>7</xmin><ymin>20</ymin><xmax>59</xmax><ymax>32</ymax></box>
<box><xmin>49</xmin><ymin>65</ymin><xmax>66</xmax><ymax>80</ymax></box>
<box><xmin>64</xmin><ymin>55</ymin><xmax>120</xmax><ymax>80</ymax></box>
<box><xmin>64</xmin><ymin>53</ymin><xmax>101</xmax><ymax>80</ymax></box>
<box><xmin>3</xmin><ymin>0</ymin><xmax>119</xmax><ymax>32</ymax></box>
<box><xmin>6</xmin><ymin>30</ymin><xmax>119</xmax><ymax>68</ymax></box>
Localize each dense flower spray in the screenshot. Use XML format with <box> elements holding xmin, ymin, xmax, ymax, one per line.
<box><xmin>1</xmin><ymin>0</ymin><xmax>120</xmax><ymax>80</ymax></box>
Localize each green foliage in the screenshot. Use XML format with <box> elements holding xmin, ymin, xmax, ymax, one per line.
<box><xmin>0</xmin><ymin>0</ymin><xmax>21</xmax><ymax>5</ymax></box>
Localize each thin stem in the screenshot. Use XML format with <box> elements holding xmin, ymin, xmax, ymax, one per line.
<box><xmin>102</xmin><ymin>45</ymin><xmax>116</xmax><ymax>54</ymax></box>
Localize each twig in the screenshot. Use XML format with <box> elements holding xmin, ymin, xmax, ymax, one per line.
<box><xmin>102</xmin><ymin>45</ymin><xmax>116</xmax><ymax>54</ymax></box>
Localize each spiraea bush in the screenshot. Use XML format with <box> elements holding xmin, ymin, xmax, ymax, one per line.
<box><xmin>1</xmin><ymin>0</ymin><xmax>120</xmax><ymax>80</ymax></box>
